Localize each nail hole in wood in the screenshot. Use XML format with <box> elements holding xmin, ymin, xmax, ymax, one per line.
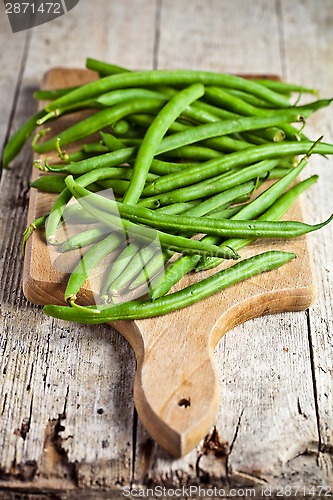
<box><xmin>178</xmin><ymin>397</ymin><xmax>191</xmax><ymax>408</ymax></box>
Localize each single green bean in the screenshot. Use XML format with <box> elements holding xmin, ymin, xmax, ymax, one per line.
<box><xmin>252</xmin><ymin>79</ymin><xmax>318</xmax><ymax>96</ymax></box>
<box><xmin>59</xmin><ymin>149</ymin><xmax>89</xmax><ymax>163</ymax></box>
<box><xmin>22</xmin><ymin>215</ymin><xmax>47</xmax><ymax>255</ymax></box>
<box><xmin>62</xmin><ymin>202</ymin><xmax>97</xmax><ymax>224</ymax></box>
<box><xmin>97</xmin><ymin>172</ymin><xmax>159</xmax><ymax>195</ymax></box>
<box><xmin>82</xmin><ymin>143</ymin><xmax>109</xmax><ymax>154</ymax></box>
<box><xmin>227</xmin><ymin>89</ymin><xmax>273</xmax><ymax>108</ymax></box>
<box><xmin>33</xmin><ymin>98</ymin><xmax>166</xmax><ymax>154</ymax></box>
<box><xmin>2</xmin><ymin>109</ymin><xmax>46</xmax><ymax>168</ymax></box>
<box><xmin>244</xmin><ymin>127</ymin><xmax>285</xmax><ymax>143</ymax></box>
<box><xmin>149</xmin><ymin>159</ymin><xmax>200</xmax><ymax>175</ymax></box>
<box><xmin>45</xmin><ymin>147</ymin><xmax>137</xmax><ymax>174</ymax></box>
<box><xmin>33</xmin><ymin>86</ymin><xmax>79</xmax><ymax>101</ymax></box>
<box><xmin>192</xmin><ymin>99</ymin><xmax>239</xmax><ymax>121</ymax></box>
<box><xmin>152</xmin><ymin>110</ymin><xmax>306</xmax><ymax>169</ymax></box>
<box><xmin>180</xmin><ymin>183</ymin><xmax>254</xmax><ymax>218</ymax></box>
<box><xmin>139</xmin><ymin>159</ymin><xmax>278</xmax><ymax>207</ymax></box>
<box><xmin>268</xmin><ymin>167</ymin><xmax>293</xmax><ymax>179</ymax></box>
<box><xmin>123</xmin><ymin>83</ymin><xmax>205</xmax><ymax>204</ymax></box>
<box><xmin>202</xmin><ymin>135</ymin><xmax>254</xmax><ymax>153</ymax></box>
<box><xmin>141</xmin><ymin>141</ymin><xmax>333</xmax><ymax>197</ymax></box>
<box><xmin>128</xmin><ymin>113</ymin><xmax>190</xmax><ymax>134</ymax></box>
<box><xmin>239</xmin><ymin>131</ymin><xmax>270</xmax><ymax>145</ymax></box>
<box><xmin>97</xmin><ymin>179</ymin><xmax>129</xmax><ymax>195</ymax></box>
<box><xmin>30</xmin><ymin>174</ymin><xmax>67</xmax><ymax>193</ymax></box>
<box><xmin>95</xmin><ymin>88</ymin><xmax>167</xmax><ymax>107</ymax></box>
<box><xmin>85</xmin><ymin>57</ymin><xmax>131</xmax><ymax>76</ymax></box>
<box><xmin>45</xmin><ymin>70</ymin><xmax>291</xmax><ymax>115</ymax></box>
<box><xmin>37</xmin><ymin>99</ymin><xmax>104</xmax><ymax>125</ymax></box>
<box><xmin>154</xmin><ymin>200</ymin><xmax>201</xmax><ymax>214</ymax></box>
<box><xmin>158</xmin><ymin>144</ymin><xmax>224</xmax><ymax>161</ymax></box>
<box><xmin>99</xmin><ymin>130</ymin><xmax>125</xmax><ymax>149</ymax></box>
<box><xmin>112</xmin><ymin>119</ymin><xmax>130</xmax><ymax>136</ymax></box>
<box><xmin>181</xmin><ymin>102</ymin><xmax>227</xmax><ymax>125</ymax></box>
<box><xmin>59</xmin><ymin>225</ymin><xmax>111</xmax><ymax>252</ymax></box>
<box><xmin>65</xmin><ymin>175</ymin><xmax>333</xmax><ymax>240</ymax></box>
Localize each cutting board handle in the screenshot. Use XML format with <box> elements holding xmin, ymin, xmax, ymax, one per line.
<box><xmin>132</xmin><ymin>316</ymin><xmax>221</xmax><ymax>458</ymax></box>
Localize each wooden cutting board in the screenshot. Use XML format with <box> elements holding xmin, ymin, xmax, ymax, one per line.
<box><xmin>23</xmin><ymin>68</ymin><xmax>317</xmax><ymax>458</ymax></box>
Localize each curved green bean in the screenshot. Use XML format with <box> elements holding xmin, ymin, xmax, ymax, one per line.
<box><xmin>44</xmin><ymin>70</ymin><xmax>291</xmax><ymax>115</ymax></box>
<box><xmin>65</xmin><ymin>175</ymin><xmax>333</xmax><ymax>240</ymax></box>
<box><xmin>22</xmin><ymin>215</ymin><xmax>47</xmax><ymax>255</ymax></box>
<box><xmin>123</xmin><ymin>83</ymin><xmax>205</xmax><ymax>204</ymax></box>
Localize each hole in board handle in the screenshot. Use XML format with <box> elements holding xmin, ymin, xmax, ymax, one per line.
<box><xmin>178</xmin><ymin>397</ymin><xmax>191</xmax><ymax>408</ymax></box>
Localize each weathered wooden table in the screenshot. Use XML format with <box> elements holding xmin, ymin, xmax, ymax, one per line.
<box><xmin>0</xmin><ymin>1</ymin><xmax>332</xmax><ymax>498</ymax></box>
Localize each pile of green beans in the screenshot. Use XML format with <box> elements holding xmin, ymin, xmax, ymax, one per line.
<box><xmin>3</xmin><ymin>57</ymin><xmax>333</xmax><ymax>324</ymax></box>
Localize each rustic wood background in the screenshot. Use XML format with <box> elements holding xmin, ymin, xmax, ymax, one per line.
<box><xmin>0</xmin><ymin>0</ymin><xmax>332</xmax><ymax>498</ymax></box>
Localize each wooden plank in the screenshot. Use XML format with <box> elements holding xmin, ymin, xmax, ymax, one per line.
<box><xmin>157</xmin><ymin>0</ymin><xmax>283</xmax><ymax>75</ymax></box>
<box><xmin>0</xmin><ymin>2</ymin><xmax>27</xmax><ymax>155</ymax></box>
<box><xmin>24</xmin><ymin>0</ymin><xmax>157</xmax><ymax>76</ymax></box>
<box><xmin>0</xmin><ymin>0</ymin><xmax>157</xmax><ymax>491</ymax></box>
<box><xmin>279</xmin><ymin>0</ymin><xmax>333</xmax><ymax>478</ymax></box>
<box><xmin>133</xmin><ymin>0</ymin><xmax>332</xmax><ymax>491</ymax></box>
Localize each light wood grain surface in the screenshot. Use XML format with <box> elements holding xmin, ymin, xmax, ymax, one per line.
<box><xmin>0</xmin><ymin>0</ymin><xmax>332</xmax><ymax>497</ymax></box>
